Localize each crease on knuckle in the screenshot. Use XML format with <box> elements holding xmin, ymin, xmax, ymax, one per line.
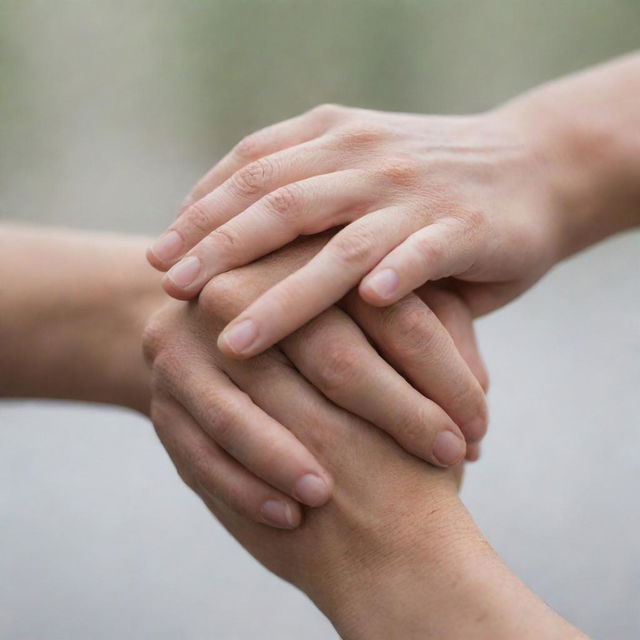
<box><xmin>264</xmin><ymin>184</ymin><xmax>302</xmax><ymax>223</ymax></box>
<box><xmin>394</xmin><ymin>403</ymin><xmax>439</xmax><ymax>455</ymax></box>
<box><xmin>383</xmin><ymin>300</ymin><xmax>441</xmax><ymax>357</ymax></box>
<box><xmin>184</xmin><ymin>199</ymin><xmax>213</xmax><ymax>236</ymax></box>
<box><xmin>336</xmin><ymin>123</ymin><xmax>388</xmax><ymax>151</ymax></box>
<box><xmin>314</xmin><ymin>344</ymin><xmax>362</xmax><ymax>394</ymax></box>
<box><xmin>412</xmin><ymin>231</ymin><xmax>447</xmax><ymax>270</ymax></box>
<box><xmin>378</xmin><ymin>158</ymin><xmax>420</xmax><ymax>188</ymax></box>
<box><xmin>332</xmin><ymin>226</ymin><xmax>375</xmax><ymax>266</ymax></box>
<box><xmin>198</xmin><ymin>390</ymin><xmax>243</xmax><ymax>447</ymax></box>
<box><xmin>209</xmin><ymin>225</ymin><xmax>241</xmax><ymax>256</ymax></box>
<box><xmin>231</xmin><ymin>158</ymin><xmax>274</xmax><ymax>197</ymax></box>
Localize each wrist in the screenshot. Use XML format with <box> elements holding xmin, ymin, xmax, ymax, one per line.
<box><xmin>310</xmin><ymin>484</ymin><xmax>580</xmax><ymax>639</ymax></box>
<box><xmin>499</xmin><ymin>57</ymin><xmax>640</xmax><ymax>261</ymax></box>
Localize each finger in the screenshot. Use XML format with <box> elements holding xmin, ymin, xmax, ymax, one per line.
<box><xmin>180</xmin><ymin>107</ymin><xmax>341</xmax><ymax>213</ymax></box>
<box><xmin>416</xmin><ymin>284</ymin><xmax>490</xmax><ymax>393</ymax></box>
<box><xmin>160</xmin><ymin>352</ymin><xmax>332</xmax><ymax>507</ymax></box>
<box><xmin>359</xmin><ymin>219</ymin><xmax>481</xmax><ymax>306</ymax></box>
<box><xmin>280</xmin><ymin>306</ymin><xmax>466</xmax><ymax>467</ymax></box>
<box><xmin>163</xmin><ymin>170</ymin><xmax>380</xmax><ymax>298</ymax></box>
<box><xmin>152</xmin><ymin>395</ymin><xmax>303</xmax><ymax>529</ymax></box>
<box><xmin>341</xmin><ymin>291</ymin><xmax>488</xmax><ymax>443</ymax></box>
<box><xmin>217</xmin><ymin>207</ymin><xmax>417</xmax><ymax>358</ymax></box>
<box><xmin>148</xmin><ymin>136</ymin><xmax>340</xmax><ymax>271</ymax></box>
<box><xmin>466</xmin><ymin>442</ymin><xmax>481</xmax><ymax>462</ymax></box>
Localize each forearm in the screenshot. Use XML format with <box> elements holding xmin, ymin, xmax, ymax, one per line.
<box><xmin>314</xmin><ymin>487</ymin><xmax>583</xmax><ymax>640</ymax></box>
<box><xmin>0</xmin><ymin>225</ymin><xmax>161</xmax><ymax>413</ymax></box>
<box><xmin>501</xmin><ymin>51</ymin><xmax>640</xmax><ymax>259</ymax></box>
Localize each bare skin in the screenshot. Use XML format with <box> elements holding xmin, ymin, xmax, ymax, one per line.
<box><xmin>143</xmin><ymin>239</ymin><xmax>585</xmax><ymax>639</ymax></box>
<box><xmin>0</xmin><ymin>225</ymin><xmax>586</xmax><ymax>638</ymax></box>
<box><xmin>148</xmin><ymin>52</ymin><xmax>640</xmax><ymax>349</ymax></box>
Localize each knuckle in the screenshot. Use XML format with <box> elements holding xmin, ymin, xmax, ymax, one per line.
<box><xmin>231</xmin><ymin>158</ymin><xmax>274</xmax><ymax>197</ymax></box>
<box><xmin>141</xmin><ymin>319</ymin><xmax>166</xmax><ymax>365</ymax></box>
<box><xmin>314</xmin><ymin>344</ymin><xmax>362</xmax><ymax>394</ymax></box>
<box><xmin>377</xmin><ymin>158</ymin><xmax>420</xmax><ymax>188</ymax></box>
<box><xmin>198</xmin><ymin>391</ymin><xmax>239</xmax><ymax>442</ymax></box>
<box><xmin>209</xmin><ymin>225</ymin><xmax>241</xmax><ymax>255</ymax></box>
<box><xmin>332</xmin><ymin>225</ymin><xmax>375</xmax><ymax>266</ymax></box>
<box><xmin>308</xmin><ymin>102</ymin><xmax>345</xmax><ymax>123</ymax></box>
<box><xmin>151</xmin><ymin>352</ymin><xmax>183</xmax><ymax>389</ymax></box>
<box><xmin>336</xmin><ymin>123</ymin><xmax>388</xmax><ymax>150</ymax></box>
<box><xmin>413</xmin><ymin>232</ymin><xmax>446</xmax><ymax>267</ymax></box>
<box><xmin>187</xmin><ymin>445</ymin><xmax>219</xmax><ymax>491</ymax></box>
<box><xmin>395</xmin><ymin>404</ymin><xmax>440</xmax><ymax>453</ymax></box>
<box><xmin>383</xmin><ymin>300</ymin><xmax>441</xmax><ymax>357</ymax></box>
<box><xmin>454</xmin><ymin>207</ymin><xmax>485</xmax><ymax>230</ymax></box>
<box><xmin>232</xmin><ymin>132</ymin><xmax>264</xmax><ymax>162</ymax></box>
<box><xmin>264</xmin><ymin>184</ymin><xmax>302</xmax><ymax>222</ymax></box>
<box><xmin>184</xmin><ymin>200</ymin><xmax>213</xmax><ymax>236</ymax></box>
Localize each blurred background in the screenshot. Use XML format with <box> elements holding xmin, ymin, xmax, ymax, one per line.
<box><xmin>1</xmin><ymin>1</ymin><xmax>639</xmax><ymax>638</ymax></box>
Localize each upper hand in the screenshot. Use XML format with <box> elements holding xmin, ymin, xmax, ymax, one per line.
<box><xmin>147</xmin><ymin>104</ymin><xmax>561</xmax><ymax>357</ymax></box>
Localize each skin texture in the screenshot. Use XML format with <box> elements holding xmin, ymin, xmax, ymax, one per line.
<box><xmin>0</xmin><ymin>225</ymin><xmax>160</xmax><ymax>412</ymax></box>
<box><xmin>143</xmin><ymin>241</ymin><xmax>584</xmax><ymax>639</ymax></box>
<box><xmin>148</xmin><ymin>51</ymin><xmax>640</xmax><ymax>358</ymax></box>
<box><xmin>0</xmin><ymin>225</ymin><xmax>586</xmax><ymax>638</ymax></box>
<box><xmin>144</xmin><ymin>234</ymin><xmax>488</xmax><ymax>528</ymax></box>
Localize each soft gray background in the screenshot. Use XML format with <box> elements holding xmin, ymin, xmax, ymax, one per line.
<box><xmin>1</xmin><ymin>1</ymin><xmax>639</xmax><ymax>638</ymax></box>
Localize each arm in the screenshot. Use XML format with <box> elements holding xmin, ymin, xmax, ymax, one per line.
<box><xmin>0</xmin><ymin>225</ymin><xmax>161</xmax><ymax>413</ymax></box>
<box><xmin>148</xmin><ymin>50</ymin><xmax>640</xmax><ymax>342</ymax></box>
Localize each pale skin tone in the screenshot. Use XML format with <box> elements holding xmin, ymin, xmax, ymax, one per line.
<box><xmin>0</xmin><ymin>226</ymin><xmax>584</xmax><ymax>638</ymax></box>
<box><xmin>148</xmin><ymin>51</ymin><xmax>640</xmax><ymax>355</ymax></box>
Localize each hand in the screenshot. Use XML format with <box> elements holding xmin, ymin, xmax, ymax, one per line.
<box><xmin>147</xmin><ymin>103</ymin><xmax>562</xmax><ymax>358</ymax></box>
<box><xmin>143</xmin><ymin>237</ymin><xmax>488</xmax><ymax>530</ymax></box>
<box><xmin>146</xmin><ymin>255</ymin><xmax>578</xmax><ymax>640</ymax></box>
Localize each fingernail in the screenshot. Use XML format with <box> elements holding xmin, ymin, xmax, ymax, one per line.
<box><xmin>433</xmin><ymin>431</ymin><xmax>466</xmax><ymax>467</ymax></box>
<box><xmin>151</xmin><ymin>230</ymin><xmax>183</xmax><ymax>262</ymax></box>
<box><xmin>166</xmin><ymin>256</ymin><xmax>201</xmax><ymax>288</ymax></box>
<box><xmin>294</xmin><ymin>473</ymin><xmax>330</xmax><ymax>507</ymax></box>
<box><xmin>365</xmin><ymin>268</ymin><xmax>399</xmax><ymax>300</ymax></box>
<box><xmin>220</xmin><ymin>319</ymin><xmax>258</xmax><ymax>354</ymax></box>
<box><xmin>260</xmin><ymin>500</ymin><xmax>297</xmax><ymax>529</ymax></box>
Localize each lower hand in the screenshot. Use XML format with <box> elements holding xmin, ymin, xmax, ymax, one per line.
<box><xmin>148</xmin><ymin>102</ymin><xmax>563</xmax><ymax>358</ymax></box>
<box><xmin>143</xmin><ymin>237</ymin><xmax>488</xmax><ymax>529</ymax></box>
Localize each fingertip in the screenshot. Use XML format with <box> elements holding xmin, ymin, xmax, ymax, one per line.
<box><xmin>260</xmin><ymin>499</ymin><xmax>302</xmax><ymax>529</ymax></box>
<box><xmin>359</xmin><ymin>269</ymin><xmax>403</xmax><ymax>307</ymax></box>
<box><xmin>466</xmin><ymin>442</ymin><xmax>481</xmax><ymax>462</ymax></box>
<box><xmin>293</xmin><ymin>472</ymin><xmax>332</xmax><ymax>507</ymax></box>
<box><xmin>161</xmin><ymin>274</ymin><xmax>200</xmax><ymax>301</ymax></box>
<box><xmin>432</xmin><ymin>430</ymin><xmax>467</xmax><ymax>468</ymax></box>
<box><xmin>217</xmin><ymin>319</ymin><xmax>260</xmax><ymax>359</ymax></box>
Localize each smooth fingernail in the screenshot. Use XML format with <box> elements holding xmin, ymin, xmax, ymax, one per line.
<box><xmin>260</xmin><ymin>500</ymin><xmax>297</xmax><ymax>529</ymax></box>
<box><xmin>220</xmin><ymin>319</ymin><xmax>258</xmax><ymax>354</ymax></box>
<box><xmin>364</xmin><ymin>268</ymin><xmax>399</xmax><ymax>300</ymax></box>
<box><xmin>294</xmin><ymin>473</ymin><xmax>330</xmax><ymax>507</ymax></box>
<box><xmin>166</xmin><ymin>256</ymin><xmax>201</xmax><ymax>288</ymax></box>
<box><xmin>151</xmin><ymin>230</ymin><xmax>183</xmax><ymax>262</ymax></box>
<box><xmin>433</xmin><ymin>431</ymin><xmax>466</xmax><ymax>467</ymax></box>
